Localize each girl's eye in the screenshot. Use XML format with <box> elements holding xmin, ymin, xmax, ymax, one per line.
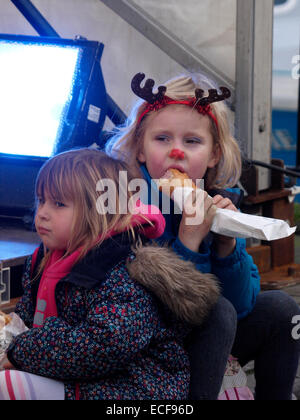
<box><xmin>55</xmin><ymin>201</ymin><xmax>65</xmax><ymax>208</ymax></box>
<box><xmin>37</xmin><ymin>197</ymin><xmax>45</xmax><ymax>206</ymax></box>
<box><xmin>184</xmin><ymin>137</ymin><xmax>202</xmax><ymax>145</ymax></box>
<box><xmin>155</xmin><ymin>135</ymin><xmax>170</xmax><ymax>142</ymax></box>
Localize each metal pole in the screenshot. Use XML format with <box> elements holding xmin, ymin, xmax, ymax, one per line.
<box><xmin>10</xmin><ymin>0</ymin><xmax>127</xmax><ymax>126</ymax></box>
<box><xmin>235</xmin><ymin>0</ymin><xmax>273</xmax><ymax>191</ymax></box>
<box><xmin>106</xmin><ymin>95</ymin><xmax>127</xmax><ymax>126</ymax></box>
<box><xmin>10</xmin><ymin>0</ymin><xmax>59</xmax><ymax>37</ymax></box>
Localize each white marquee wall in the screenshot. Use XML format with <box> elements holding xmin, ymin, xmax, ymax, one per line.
<box><xmin>0</xmin><ymin>0</ymin><xmax>236</xmax><ymax>124</ymax></box>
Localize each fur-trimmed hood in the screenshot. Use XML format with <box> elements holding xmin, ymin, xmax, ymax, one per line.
<box><xmin>127</xmin><ymin>242</ymin><xmax>220</xmax><ymax>325</ymax></box>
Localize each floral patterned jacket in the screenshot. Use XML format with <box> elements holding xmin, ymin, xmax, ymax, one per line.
<box><xmin>7</xmin><ymin>234</ymin><xmax>219</xmax><ymax>400</ymax></box>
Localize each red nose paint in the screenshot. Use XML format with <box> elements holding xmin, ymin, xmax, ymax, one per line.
<box><xmin>169</xmin><ymin>149</ymin><xmax>185</xmax><ymax>160</ymax></box>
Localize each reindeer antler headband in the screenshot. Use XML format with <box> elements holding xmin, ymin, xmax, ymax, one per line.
<box><xmin>131</xmin><ymin>72</ymin><xmax>231</xmax><ymax>130</ymax></box>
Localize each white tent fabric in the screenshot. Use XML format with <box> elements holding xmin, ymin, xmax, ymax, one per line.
<box><xmin>0</xmin><ymin>0</ymin><xmax>236</xmax><ymax>125</ymax></box>
<box><xmin>132</xmin><ymin>0</ymin><xmax>236</xmax><ymax>80</ymax></box>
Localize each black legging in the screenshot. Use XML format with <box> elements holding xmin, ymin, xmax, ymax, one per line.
<box><xmin>186</xmin><ymin>291</ymin><xmax>300</xmax><ymax>400</ymax></box>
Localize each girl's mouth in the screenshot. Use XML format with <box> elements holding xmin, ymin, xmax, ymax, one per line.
<box><xmin>37</xmin><ymin>226</ymin><xmax>51</xmax><ymax>235</ymax></box>
<box><xmin>166</xmin><ymin>165</ymin><xmax>186</xmax><ymax>175</ymax></box>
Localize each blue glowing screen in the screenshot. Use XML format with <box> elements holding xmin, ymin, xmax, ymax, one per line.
<box><xmin>0</xmin><ymin>42</ymin><xmax>81</xmax><ymax>158</ymax></box>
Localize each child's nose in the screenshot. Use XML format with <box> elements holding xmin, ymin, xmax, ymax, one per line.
<box><xmin>169</xmin><ymin>149</ymin><xmax>185</xmax><ymax>160</ymax></box>
<box><xmin>37</xmin><ymin>204</ymin><xmax>50</xmax><ymax>220</ymax></box>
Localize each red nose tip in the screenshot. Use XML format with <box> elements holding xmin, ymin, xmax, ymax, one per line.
<box><xmin>169</xmin><ymin>149</ymin><xmax>185</xmax><ymax>160</ymax></box>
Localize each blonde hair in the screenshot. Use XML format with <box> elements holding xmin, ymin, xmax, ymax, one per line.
<box><xmin>35</xmin><ymin>148</ymin><xmax>143</xmax><ymax>267</ymax></box>
<box><xmin>106</xmin><ymin>73</ymin><xmax>241</xmax><ymax>190</ymax></box>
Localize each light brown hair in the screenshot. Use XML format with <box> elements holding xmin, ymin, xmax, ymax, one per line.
<box><xmin>35</xmin><ymin>148</ymin><xmax>143</xmax><ymax>265</ymax></box>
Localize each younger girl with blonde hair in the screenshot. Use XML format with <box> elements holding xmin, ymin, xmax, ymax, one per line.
<box><xmin>106</xmin><ymin>72</ymin><xmax>300</xmax><ymax>400</ymax></box>
<box><xmin>0</xmin><ymin>148</ymin><xmax>219</xmax><ymax>400</ymax></box>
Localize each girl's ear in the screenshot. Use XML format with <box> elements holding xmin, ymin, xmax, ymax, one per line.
<box><xmin>207</xmin><ymin>143</ymin><xmax>221</xmax><ymax>169</ymax></box>
<box><xmin>137</xmin><ymin>148</ymin><xmax>146</xmax><ymax>163</ymax></box>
